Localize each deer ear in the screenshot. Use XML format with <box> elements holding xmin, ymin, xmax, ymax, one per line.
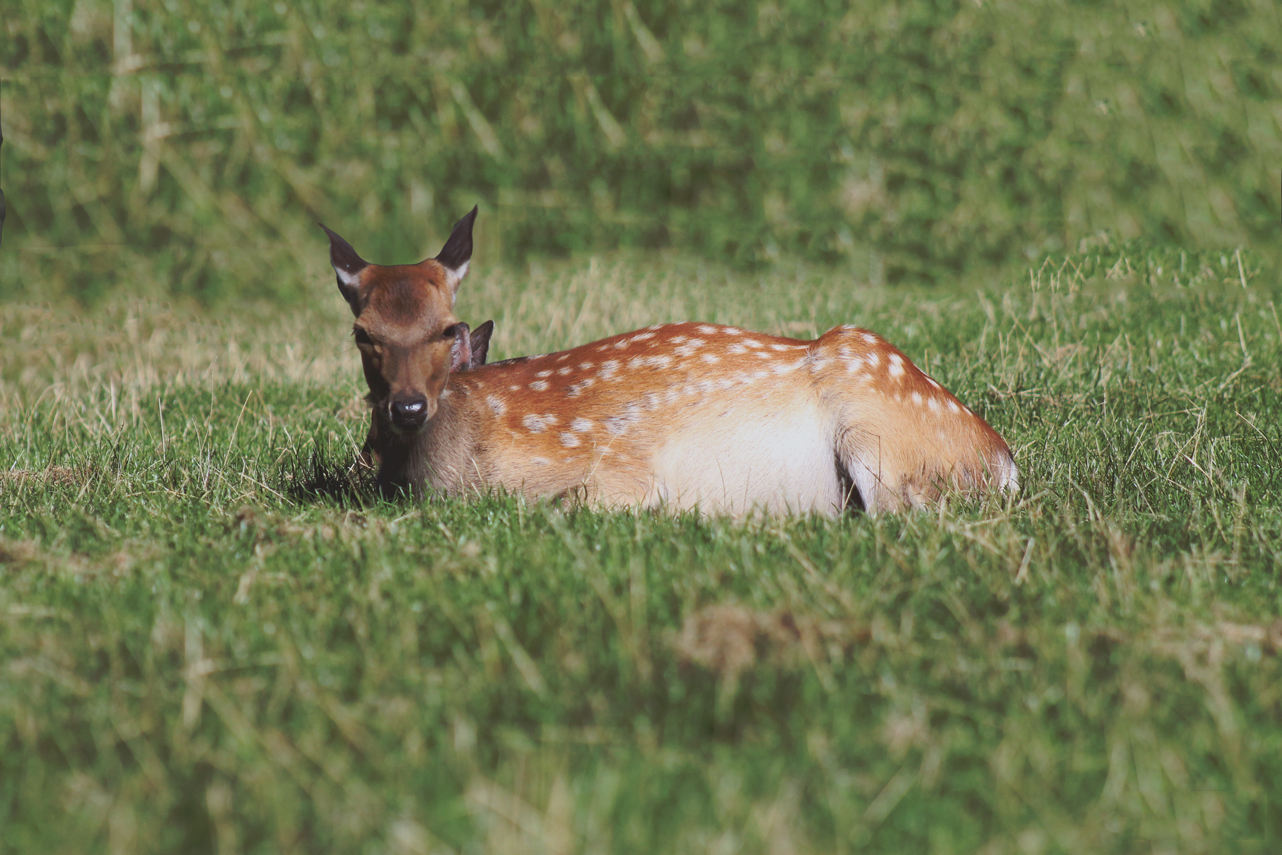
<box><xmin>435</xmin><ymin>206</ymin><xmax>477</xmax><ymax>296</ymax></box>
<box><xmin>321</xmin><ymin>223</ymin><xmax>367</xmax><ymax>315</ymax></box>
<box><xmin>449</xmin><ymin>322</ymin><xmax>473</xmax><ymax>373</ymax></box>
<box><xmin>469</xmin><ymin>319</ymin><xmax>494</xmax><ymax>366</ymax></box>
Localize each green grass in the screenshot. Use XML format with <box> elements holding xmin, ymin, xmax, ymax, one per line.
<box><xmin>4</xmin><ymin>0</ymin><xmax>1279</xmax><ymax>301</ymax></box>
<box><xmin>2</xmin><ymin>241</ymin><xmax>1281</xmax><ymax>853</ymax></box>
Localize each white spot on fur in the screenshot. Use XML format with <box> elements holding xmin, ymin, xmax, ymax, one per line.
<box><xmin>523</xmin><ymin>413</ymin><xmax>558</xmax><ymax>432</ymax></box>
<box><xmin>647</xmin><ymin>354</ymin><xmax>673</xmax><ymax>368</ymax></box>
<box><xmin>911</xmin><ymin>391</ymin><xmax>923</xmax><ymax>406</ymax></box>
<box><xmin>755</xmin><ymin>351</ymin><xmax>772</xmax><ymax>360</ymax></box>
<box><xmin>862</xmin><ymin>332</ymin><xmax>877</xmax><ymax>343</ymax></box>
<box><xmin>556</xmin><ymin>366</ymin><xmax>572</xmax><ymax>376</ymax></box>
<box><xmin>531</xmin><ymin>457</ymin><xmax>550</xmax><ymax>466</ymax></box>
<box><xmin>634</xmin><ymin>332</ymin><xmax>656</xmax><ymax>342</ymax></box>
<box><xmin>535</xmin><ymin>370</ymin><xmax>552</xmax><ymax>378</ymax></box>
<box><xmin>669</xmin><ymin>335</ymin><xmax>687</xmax><ymax>345</ymax></box>
<box><xmin>566</xmin><ymin>377</ymin><xmax>596</xmax><ymax>397</ymax></box>
<box><xmin>599</xmin><ymin>360</ymin><xmax>620</xmax><ymax>380</ymax></box>
<box><xmin>947</xmin><ymin>400</ymin><xmax>961</xmax><ymax>414</ymax></box>
<box><xmin>846</xmin><ymin>357</ymin><xmax>864</xmax><ymax>373</ymax></box>
<box><xmin>643</xmin><ymin>392</ymin><xmax>662</xmax><ymax>410</ymax></box>
<box><xmin>927</xmin><ymin>396</ymin><xmax>940</xmax><ymax>413</ymax></box>
<box><xmin>889</xmin><ymin>354</ymin><xmax>905</xmax><ymax>378</ymax></box>
<box><xmin>724</xmin><ymin>327</ymin><xmax>743</xmax><ymax>335</ymax></box>
<box><xmin>571</xmin><ymin>417</ymin><xmax>593</xmax><ymax>432</ymax></box>
<box><xmin>700</xmin><ymin>353</ymin><xmax>721</xmax><ymax>364</ymax></box>
<box><xmin>530</xmin><ymin>380</ymin><xmax>549</xmax><ymax>391</ymax></box>
<box><xmin>674</xmin><ymin>339</ymin><xmax>704</xmax><ymax>357</ymax></box>
<box><xmin>780</xmin><ymin>343</ymin><xmax>801</xmax><ymax>352</ymax></box>
<box><xmin>604</xmin><ymin>407</ymin><xmax>642</xmax><ymax>435</ymax></box>
<box><xmin>744</xmin><ymin>339</ymin><xmax>764</xmax><ymax>349</ymax></box>
<box><xmin>560</xmin><ymin>432</ymin><xmax>580</xmax><ymax>448</ymax></box>
<box><xmin>728</xmin><ymin>343</ymin><xmax>747</xmax><ymax>355</ymax></box>
<box><xmin>555</xmin><ymin>352</ymin><xmax>570</xmax><ymax>362</ymax></box>
<box><xmin>697</xmin><ymin>324</ymin><xmax>719</xmax><ymax>335</ymax></box>
<box><xmin>773</xmin><ymin>358</ymin><xmax>803</xmax><ymax>375</ymax></box>
<box><xmin>487</xmin><ymin>395</ymin><xmax>507</xmax><ymax>416</ymax></box>
<box><xmin>578</xmin><ymin>362</ymin><xmax>594</xmax><ymax>371</ymax></box>
<box><xmin>867</xmin><ymin>351</ymin><xmax>880</xmax><ymax>367</ymax></box>
<box><xmin>509</xmin><ymin>385</ymin><xmax>521</xmax><ymax>391</ymax></box>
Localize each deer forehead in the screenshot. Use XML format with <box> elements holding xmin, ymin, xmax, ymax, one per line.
<box><xmin>357</xmin><ymin>283</ymin><xmax>455</xmax><ymax>344</ymax></box>
<box><xmin>360</xmin><ymin>264</ymin><xmax>454</xmax><ymax>319</ymax></box>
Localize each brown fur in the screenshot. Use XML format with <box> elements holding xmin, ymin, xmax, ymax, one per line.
<box><xmin>324</xmin><ymin>210</ymin><xmax>1018</xmax><ymax>513</ymax></box>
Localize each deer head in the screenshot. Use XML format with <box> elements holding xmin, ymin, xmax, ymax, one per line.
<box><xmin>321</xmin><ymin>207</ymin><xmax>477</xmax><ymax>434</ymax></box>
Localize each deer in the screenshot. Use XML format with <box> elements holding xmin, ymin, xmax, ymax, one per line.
<box><xmin>321</xmin><ymin>208</ymin><xmax>1019</xmax><ymax>515</ymax></box>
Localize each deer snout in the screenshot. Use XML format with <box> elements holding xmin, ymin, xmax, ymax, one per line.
<box><xmin>389</xmin><ymin>396</ymin><xmax>433</xmax><ymax>431</ymax></box>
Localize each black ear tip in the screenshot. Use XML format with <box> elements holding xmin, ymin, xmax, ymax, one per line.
<box><xmin>320</xmin><ymin>223</ymin><xmax>347</xmax><ymax>246</ymax></box>
<box><xmin>437</xmin><ymin>207</ymin><xmax>479</xmax><ymax>270</ymax></box>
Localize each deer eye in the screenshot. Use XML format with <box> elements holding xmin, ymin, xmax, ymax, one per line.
<box><xmin>441</xmin><ymin>324</ymin><xmax>459</xmax><ymax>339</ymax></box>
<box><xmin>353</xmin><ymin>327</ymin><xmax>375</xmax><ymax>347</ymax></box>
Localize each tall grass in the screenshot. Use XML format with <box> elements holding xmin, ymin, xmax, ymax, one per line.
<box><xmin>3</xmin><ymin>0</ymin><xmax>1278</xmax><ymax>302</ymax></box>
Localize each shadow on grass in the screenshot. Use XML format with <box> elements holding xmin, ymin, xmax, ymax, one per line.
<box><xmin>277</xmin><ymin>438</ymin><xmax>374</xmax><ymax>508</ymax></box>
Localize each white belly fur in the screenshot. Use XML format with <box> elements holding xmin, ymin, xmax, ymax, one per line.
<box><xmin>646</xmin><ymin>397</ymin><xmax>841</xmax><ymax>516</ymax></box>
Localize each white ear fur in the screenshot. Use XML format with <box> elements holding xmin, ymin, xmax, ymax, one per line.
<box><xmin>435</xmin><ymin>207</ymin><xmax>477</xmax><ymax>301</ymax></box>
<box><xmin>442</xmin><ymin>260</ymin><xmax>470</xmax><ymax>299</ymax></box>
<box><xmin>334</xmin><ymin>265</ymin><xmax>362</xmax><ymax>290</ymax></box>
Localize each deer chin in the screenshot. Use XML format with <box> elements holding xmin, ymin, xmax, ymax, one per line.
<box><xmin>386</xmin><ymin>422</ymin><xmax>425</xmax><ymax>438</ymax></box>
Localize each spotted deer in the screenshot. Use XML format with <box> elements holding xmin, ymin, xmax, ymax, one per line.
<box><xmin>323</xmin><ymin>208</ymin><xmax>1018</xmax><ymax>515</ymax></box>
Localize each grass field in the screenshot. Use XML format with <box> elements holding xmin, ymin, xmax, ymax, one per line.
<box><xmin>5</xmin><ymin>0</ymin><xmax>1278</xmax><ymax>300</ymax></box>
<box><xmin>2</xmin><ymin>240</ymin><xmax>1281</xmax><ymax>853</ymax></box>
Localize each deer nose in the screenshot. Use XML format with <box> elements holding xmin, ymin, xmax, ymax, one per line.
<box><xmin>389</xmin><ymin>397</ymin><xmax>430</xmax><ymax>431</ymax></box>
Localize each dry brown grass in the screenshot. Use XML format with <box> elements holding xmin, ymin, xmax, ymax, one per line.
<box><xmin>674</xmin><ymin>603</ymin><xmax>869</xmax><ymax>678</ymax></box>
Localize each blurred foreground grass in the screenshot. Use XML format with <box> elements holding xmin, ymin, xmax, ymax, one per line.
<box><xmin>2</xmin><ymin>242</ymin><xmax>1282</xmax><ymax>852</ymax></box>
